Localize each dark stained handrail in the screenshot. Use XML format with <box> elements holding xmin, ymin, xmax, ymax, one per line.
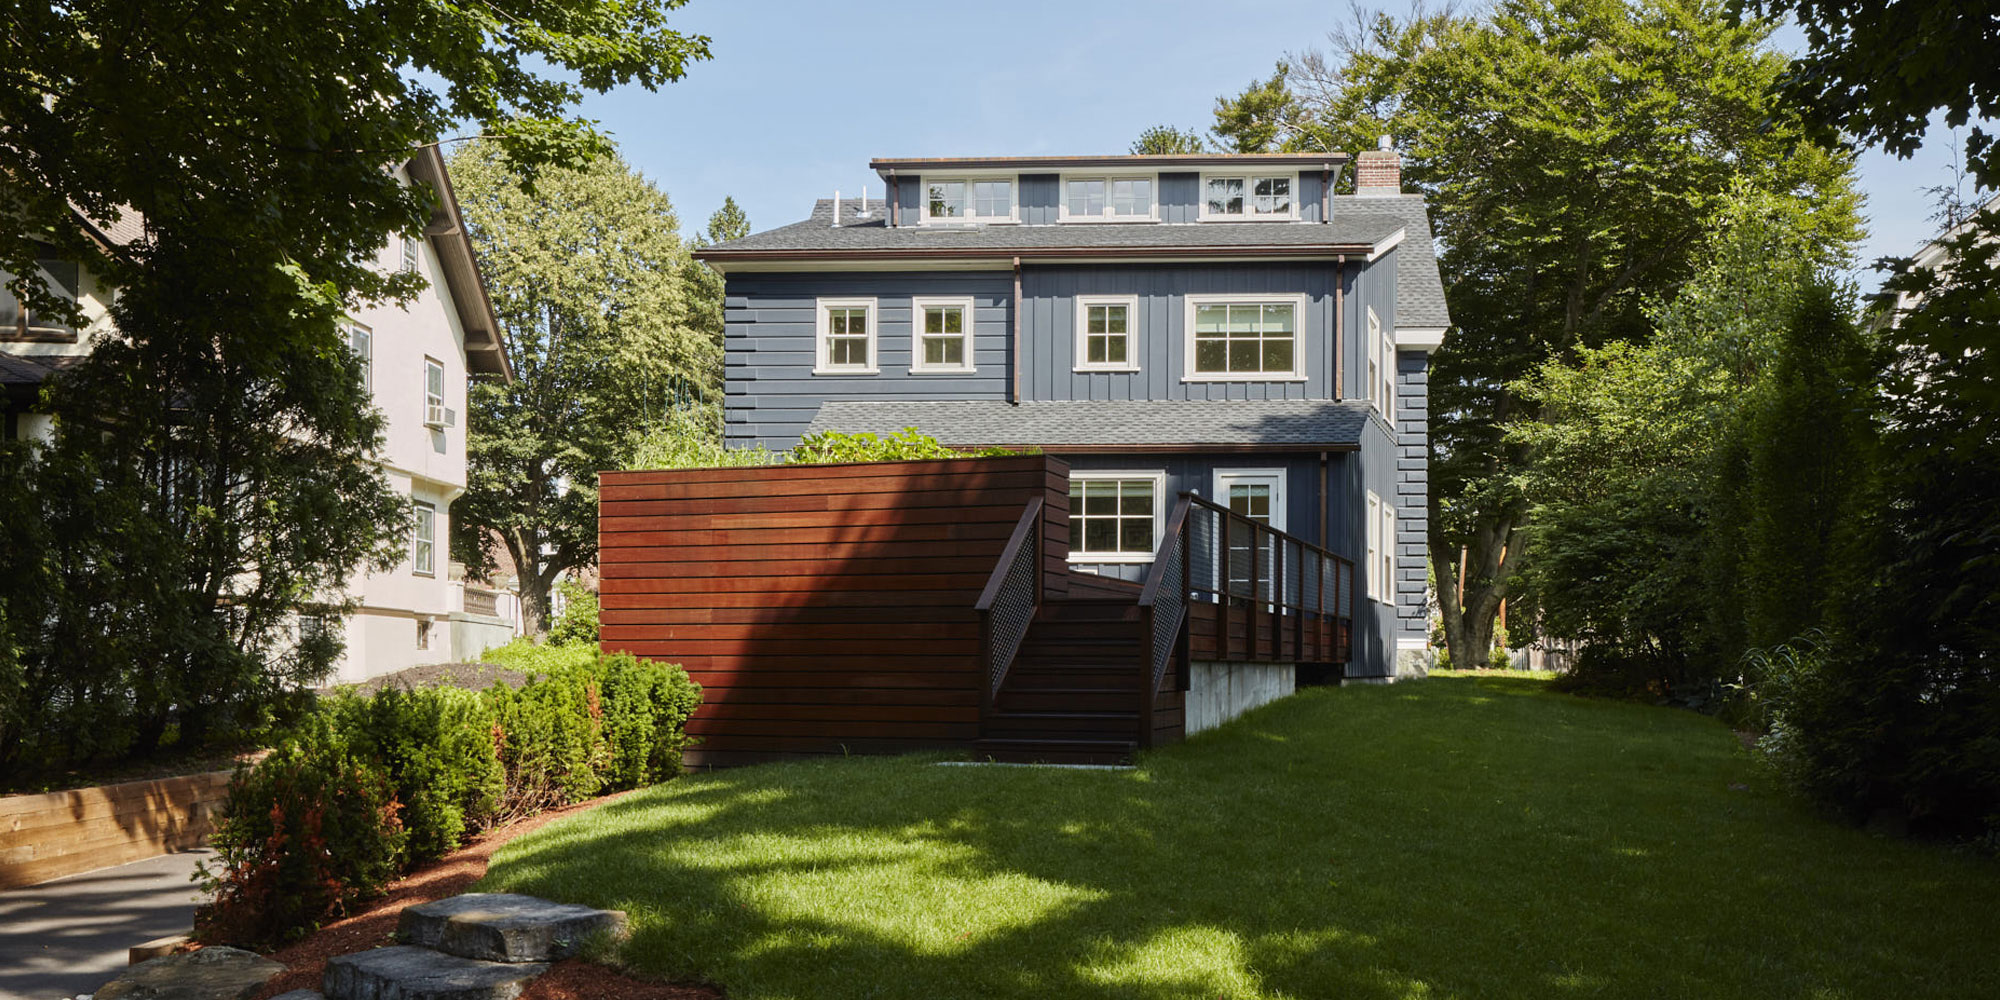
<box><xmin>1179</xmin><ymin>492</ymin><xmax>1355</xmax><ymax>663</ymax></box>
<box><xmin>976</xmin><ymin>497</ymin><xmax>1044</xmax><ymax>712</ymax></box>
<box><xmin>1135</xmin><ymin>497</ymin><xmax>1193</xmax><ymax>748</ymax></box>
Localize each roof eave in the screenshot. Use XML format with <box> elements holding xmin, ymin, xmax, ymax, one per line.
<box><xmin>695</xmin><ymin>243</ymin><xmax>1382</xmax><ymax>271</ymax></box>
<box><xmin>870</xmin><ymin>153</ymin><xmax>1355</xmax><ymax>174</ymax></box>
<box><xmin>405</xmin><ymin>146</ymin><xmax>514</xmax><ymax>384</ymax></box>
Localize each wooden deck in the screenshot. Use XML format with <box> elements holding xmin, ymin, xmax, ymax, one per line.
<box><xmin>598</xmin><ymin>455</ymin><xmax>1352</xmax><ymax>766</ymax></box>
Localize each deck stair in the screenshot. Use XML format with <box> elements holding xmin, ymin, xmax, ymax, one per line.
<box><xmin>977</xmin><ymin>598</ymin><xmax>1147</xmax><ymax>764</ymax></box>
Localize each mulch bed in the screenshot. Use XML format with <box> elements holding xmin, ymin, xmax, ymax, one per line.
<box><xmin>247</xmin><ymin>790</ymin><xmax>722</xmax><ymax>1000</ymax></box>
<box><xmin>321</xmin><ymin>659</ymin><xmax>532</xmax><ymax>698</ymax></box>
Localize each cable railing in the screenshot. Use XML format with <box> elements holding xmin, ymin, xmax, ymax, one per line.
<box><xmin>1178</xmin><ymin>493</ymin><xmax>1354</xmax><ymax>664</ymax></box>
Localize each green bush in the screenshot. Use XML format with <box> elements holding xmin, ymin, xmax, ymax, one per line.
<box><xmin>196</xmin><ymin>648</ymin><xmax>699</xmax><ymax>946</ymax></box>
<box><xmin>194</xmin><ymin>728</ymin><xmax>406</xmax><ymax>948</ymax></box>
<box><xmin>787</xmin><ymin>427</ymin><xmax>1020</xmax><ymax>464</ymax></box>
<box><xmin>547</xmin><ymin>578</ymin><xmax>600</xmax><ymax>647</ymax></box>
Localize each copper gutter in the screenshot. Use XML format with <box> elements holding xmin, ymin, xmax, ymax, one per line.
<box><xmin>698</xmin><ymin>242</ymin><xmax>1380</xmax><ymax>265</ymax></box>
<box><xmin>1011</xmin><ymin>256</ymin><xmax>1022</xmax><ymax>405</ymax></box>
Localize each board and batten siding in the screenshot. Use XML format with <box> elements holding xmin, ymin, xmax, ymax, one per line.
<box><xmin>1018</xmin><ymin>262</ymin><xmax>1340</xmax><ymax>403</ymax></box>
<box><xmin>1060</xmin><ymin>452</ymin><xmax>1332</xmax><ymax>582</ymax></box>
<box><xmin>723</xmin><ymin>272</ymin><xmax>1013</xmax><ymax>448</ymax></box>
<box><xmin>597</xmin><ymin>455</ymin><xmax>1073</xmax><ymax>767</ymax></box>
<box><xmin>885</xmin><ymin>170</ymin><xmax>1328</xmax><ymax>226</ymax></box>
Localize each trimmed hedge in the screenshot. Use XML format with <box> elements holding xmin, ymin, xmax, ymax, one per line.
<box><xmin>196</xmin><ymin>646</ymin><xmax>698</xmax><ymax>947</ymax></box>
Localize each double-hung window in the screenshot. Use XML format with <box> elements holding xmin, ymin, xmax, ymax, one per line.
<box><xmin>423</xmin><ymin>357</ymin><xmax>446</xmax><ymax>426</ymax></box>
<box><xmin>814</xmin><ymin>297</ymin><xmax>878</xmax><ymax>374</ymax></box>
<box><xmin>401</xmin><ymin>235</ymin><xmax>420</xmax><ymax>274</ymax></box>
<box><xmin>1185</xmin><ymin>294</ymin><xmax>1306</xmax><ymax>380</ymax></box>
<box><xmin>1365</xmin><ymin>492</ymin><xmax>1395</xmax><ymax>604</ymax></box>
<box><xmin>924</xmin><ymin>177</ymin><xmax>1014</xmax><ymax>223</ymax></box>
<box><xmin>1062</xmin><ymin>176</ymin><xmax>1155</xmax><ymax>220</ymax></box>
<box><xmin>1367</xmin><ymin>307</ymin><xmax>1395</xmax><ymax>421</ymax></box>
<box><xmin>347</xmin><ymin>322</ymin><xmax>373</xmax><ymax>393</ymax></box>
<box><xmin>412</xmin><ymin>500</ymin><xmax>436</xmax><ymax>577</ymax></box>
<box><xmin>1202</xmin><ymin>174</ymin><xmax>1295</xmax><ymax>219</ymax></box>
<box><xmin>1069</xmin><ymin>472</ymin><xmax>1165</xmax><ymax>563</ymax></box>
<box><xmin>1074</xmin><ymin>294</ymin><xmax>1139</xmax><ymax>371</ymax></box>
<box><xmin>910</xmin><ymin>296</ymin><xmax>975</xmax><ymax>373</ymax></box>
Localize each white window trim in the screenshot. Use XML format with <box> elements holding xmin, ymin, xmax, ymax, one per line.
<box><xmin>423</xmin><ymin>356</ymin><xmax>446</xmax><ymax>427</ymax></box>
<box><xmin>908</xmin><ymin>295</ymin><xmax>977</xmax><ymax>375</ymax></box>
<box><xmin>1365</xmin><ymin>492</ymin><xmax>1382</xmax><ymax>601</ymax></box>
<box><xmin>1073</xmin><ymin>293</ymin><xmax>1142</xmax><ymax>373</ymax></box>
<box><xmin>1379</xmin><ymin>500</ymin><xmax>1397</xmax><ymax>607</ymax></box>
<box><xmin>1197</xmin><ymin>172</ymin><xmax>1302</xmax><ymax>222</ymax></box>
<box><xmin>917</xmin><ymin>175</ymin><xmax>1019</xmax><ymax>225</ymax></box>
<box><xmin>1057</xmin><ymin>173</ymin><xmax>1161</xmax><ymax>223</ymax></box>
<box><xmin>401</xmin><ymin>235</ymin><xmax>421</xmax><ymax>274</ymax></box>
<box><xmin>412</xmin><ymin>499</ymin><xmax>437</xmax><ymax>578</ymax></box>
<box><xmin>813</xmin><ymin>296</ymin><xmax>879</xmax><ymax>375</ymax></box>
<box><xmin>1181</xmin><ymin>292</ymin><xmax>1310</xmax><ymax>382</ymax></box>
<box><xmin>1067</xmin><ymin>470</ymin><xmax>1169</xmax><ymax>564</ymax></box>
<box><xmin>347</xmin><ymin>321</ymin><xmax>373</xmax><ymax>394</ymax></box>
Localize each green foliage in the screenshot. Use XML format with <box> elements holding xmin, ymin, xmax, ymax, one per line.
<box><xmin>1751</xmin><ymin>0</ymin><xmax>2000</xmax><ymax>188</ymax></box>
<box><xmin>787</xmin><ymin>428</ymin><xmax>1019</xmax><ymax>465</ymax></box>
<box><xmin>195</xmin><ymin>732</ymin><xmax>407</xmax><ymax>949</ymax></box>
<box><xmin>1130</xmin><ymin>125</ymin><xmax>1209</xmax><ymax>155</ymax></box>
<box><xmin>1211</xmin><ymin>65</ymin><xmax>1298</xmax><ymax>152</ymax></box>
<box><xmin>625</xmin><ymin>403</ymin><xmax>774</xmax><ymax>470</ymax></box>
<box><xmin>196</xmin><ymin>648</ymin><xmax>699</xmax><ymax>945</ymax></box>
<box><xmin>706</xmin><ymin>197</ymin><xmax>752</xmax><ymax>244</ymax></box>
<box><xmin>548</xmin><ymin>579</ymin><xmax>602</xmax><ymax>647</ymax></box>
<box><xmin>1220</xmin><ymin>0</ymin><xmax>1862</xmax><ymax>670</ymax></box>
<box><xmin>0</xmin><ymin>0</ymin><xmax>709</xmax><ymax>784</ymax></box>
<box><xmin>447</xmin><ymin>138</ymin><xmax>722</xmax><ymax>636</ymax></box>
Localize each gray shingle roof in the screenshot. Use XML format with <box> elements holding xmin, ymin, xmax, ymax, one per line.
<box><xmin>708</xmin><ymin>202</ymin><xmax>1404</xmax><ymax>254</ymax></box>
<box><xmin>807</xmin><ymin>399</ymin><xmax>1375</xmax><ymax>449</ymax></box>
<box><xmin>1338</xmin><ymin>194</ymin><xmax>1451</xmax><ymax>330</ymax></box>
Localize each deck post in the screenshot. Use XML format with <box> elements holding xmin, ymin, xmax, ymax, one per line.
<box><xmin>1179</xmin><ymin>518</ymin><xmax>1192</xmax><ymax>691</ymax></box>
<box><xmin>1248</xmin><ymin>516</ymin><xmax>1261</xmax><ymax>660</ymax></box>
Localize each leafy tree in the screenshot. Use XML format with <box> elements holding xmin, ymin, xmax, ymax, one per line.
<box><xmin>626</xmin><ymin>403</ymin><xmax>773</xmax><ymax>470</ymax></box>
<box><xmin>1749</xmin><ymin>0</ymin><xmax>2000</xmax><ymax>189</ymax></box>
<box><xmin>448</xmin><ymin>140</ymin><xmax>718</xmax><ymax>636</ymax></box>
<box><xmin>0</xmin><ymin>1</ymin><xmax>709</xmax><ymax>775</ymax></box>
<box><xmin>1211</xmin><ymin>0</ymin><xmax>1859</xmax><ymax>666</ymax></box>
<box><xmin>1130</xmin><ymin>125</ymin><xmax>1209</xmax><ymax>155</ymax></box>
<box><xmin>1211</xmin><ymin>66</ymin><xmax>1299</xmax><ymax>153</ymax></box>
<box><xmin>706</xmin><ymin>197</ymin><xmax>752</xmax><ymax>244</ymax></box>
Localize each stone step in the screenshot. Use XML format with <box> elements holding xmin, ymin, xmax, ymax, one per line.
<box><xmin>321</xmin><ymin>946</ymin><xmax>545</xmax><ymax>1000</ymax></box>
<box><xmin>397</xmin><ymin>892</ymin><xmax>628</xmax><ymax>963</ymax></box>
<box><xmin>271</xmin><ymin>991</ymin><xmax>328</xmax><ymax>1000</ymax></box>
<box><xmin>95</xmin><ymin>946</ymin><xmax>284</xmax><ymax>1000</ymax></box>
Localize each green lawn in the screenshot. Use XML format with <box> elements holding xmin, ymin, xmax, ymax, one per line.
<box><xmin>479</xmin><ymin>673</ymin><xmax>1999</xmax><ymax>999</ymax></box>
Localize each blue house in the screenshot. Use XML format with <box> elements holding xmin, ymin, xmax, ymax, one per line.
<box><xmin>695</xmin><ymin>144</ymin><xmax>1448</xmax><ymax>684</ymax></box>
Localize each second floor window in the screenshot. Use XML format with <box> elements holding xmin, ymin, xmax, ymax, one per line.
<box><xmin>1075</xmin><ymin>295</ymin><xmax>1138</xmax><ymax>371</ymax></box>
<box><xmin>348</xmin><ymin>322</ymin><xmax>373</xmax><ymax>393</ymax></box>
<box><xmin>925</xmin><ymin>178</ymin><xmax>1013</xmax><ymax>222</ymax></box>
<box><xmin>1187</xmin><ymin>296</ymin><xmax>1304</xmax><ymax>379</ymax></box>
<box><xmin>1064</xmin><ymin>177</ymin><xmax>1154</xmax><ymax>220</ymax></box>
<box><xmin>814</xmin><ymin>297</ymin><xmax>878</xmax><ymax>374</ymax></box>
<box><xmin>402</xmin><ymin>235</ymin><xmax>420</xmax><ymax>273</ymax></box>
<box><xmin>412</xmin><ymin>500</ymin><xmax>436</xmax><ymax>577</ymax></box>
<box><xmin>1204</xmin><ymin>175</ymin><xmax>1294</xmax><ymax>219</ymax></box>
<box><xmin>1367</xmin><ymin>307</ymin><xmax>1394</xmax><ymax>421</ymax></box>
<box><xmin>424</xmin><ymin>357</ymin><xmax>446</xmax><ymax>426</ymax></box>
<box><xmin>1</xmin><ymin>258</ymin><xmax>81</xmax><ymax>343</ymax></box>
<box><xmin>911</xmin><ymin>297</ymin><xmax>974</xmax><ymax>373</ymax></box>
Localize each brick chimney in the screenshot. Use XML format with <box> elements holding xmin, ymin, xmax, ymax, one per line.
<box><xmin>1354</xmin><ymin>135</ymin><xmax>1401</xmax><ymax>196</ymax></box>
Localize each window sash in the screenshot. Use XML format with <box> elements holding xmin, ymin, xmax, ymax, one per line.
<box><xmin>820</xmin><ymin>303</ymin><xmax>875</xmax><ymax>371</ymax></box>
<box><xmin>349</xmin><ymin>323</ymin><xmax>373</xmax><ymax>392</ymax></box>
<box><xmin>927</xmin><ymin>178</ymin><xmax>1012</xmax><ymax>220</ymax></box>
<box><xmin>1205</xmin><ymin>175</ymin><xmax>1296</xmax><ymax>217</ymax></box>
<box><xmin>1075</xmin><ymin>296</ymin><xmax>1138</xmax><ymax>371</ymax></box>
<box><xmin>1380</xmin><ymin>503</ymin><xmax>1396</xmax><ymax>606</ymax></box>
<box><xmin>1069</xmin><ymin>476</ymin><xmax>1160</xmax><ymax>558</ymax></box>
<box><xmin>424</xmin><ymin>358</ymin><xmax>445</xmax><ymax>409</ymax></box>
<box><xmin>1365</xmin><ymin>494</ymin><xmax>1381</xmax><ymax>600</ymax></box>
<box><xmin>1065</xmin><ymin>177</ymin><xmax>1154</xmax><ymax>219</ymax></box>
<box><xmin>402</xmin><ymin>236</ymin><xmax>420</xmax><ymax>273</ymax></box>
<box><xmin>914</xmin><ymin>302</ymin><xmax>971</xmax><ymax>371</ymax></box>
<box><xmin>412</xmin><ymin>502</ymin><xmax>436</xmax><ymax>576</ymax></box>
<box><xmin>1192</xmin><ymin>302</ymin><xmax>1297</xmax><ymax>375</ymax></box>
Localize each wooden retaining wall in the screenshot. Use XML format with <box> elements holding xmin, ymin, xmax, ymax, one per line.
<box><xmin>0</xmin><ymin>769</ymin><xmax>233</xmax><ymax>889</ymax></box>
<box><xmin>598</xmin><ymin>455</ymin><xmax>1072</xmax><ymax>767</ymax></box>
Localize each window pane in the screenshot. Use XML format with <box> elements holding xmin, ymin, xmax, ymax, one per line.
<box><xmin>928</xmin><ymin>181</ymin><xmax>965</xmax><ymax>217</ymax></box>
<box><xmin>848</xmin><ymin>308</ymin><xmax>867</xmax><ymax>334</ymax></box>
<box><xmin>1120</xmin><ymin>519</ymin><xmax>1153</xmax><ymax>553</ymax></box>
<box><xmin>1105</xmin><ymin>336</ymin><xmax>1127</xmax><ymax>364</ymax></box>
<box><xmin>1120</xmin><ymin>481</ymin><xmax>1153</xmax><ymax>517</ymax></box>
<box><xmin>1082</xmin><ymin>480</ymin><xmax>1116</xmax><ymax>515</ymax></box>
<box><xmin>1229</xmin><ymin>339</ymin><xmax>1261</xmax><ymax>372</ymax></box>
<box><xmin>1263</xmin><ymin>304</ymin><xmax>1294</xmax><ymax>333</ymax></box>
<box><xmin>1068</xmin><ymin>179</ymin><xmax>1106</xmax><ymax>216</ymax></box>
<box><xmin>941</xmin><ymin>337</ymin><xmax>964</xmax><ymax>366</ymax></box>
<box><xmin>1206</xmin><ymin>177</ymin><xmax>1243</xmax><ymax>214</ymax></box>
<box><xmin>1087</xmin><ymin>336</ymin><xmax>1107</xmax><ymax>364</ymax></box>
<box><xmin>1263</xmin><ymin>338</ymin><xmax>1294</xmax><ymax>372</ymax></box>
<box><xmin>1087</xmin><ymin>305</ymin><xmax>1106</xmax><ymax>335</ymax></box>
<box><xmin>1111</xmin><ymin>178</ymin><xmax>1152</xmax><ymax>216</ymax></box>
<box><xmin>1195</xmin><ymin>304</ymin><xmax>1228</xmax><ymax>334</ymax></box>
<box><xmin>973</xmin><ymin>180</ymin><xmax>1011</xmax><ymax>217</ymax></box>
<box><xmin>1103</xmin><ymin>304</ymin><xmax>1127</xmax><ymax>333</ymax></box>
<box><xmin>1195</xmin><ymin>339</ymin><xmax>1227</xmax><ymax>372</ymax></box>
<box><xmin>1084</xmin><ymin>519</ymin><xmax>1118</xmax><ymax>553</ymax></box>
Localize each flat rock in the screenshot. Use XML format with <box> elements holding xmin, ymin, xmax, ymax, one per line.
<box><xmin>398</xmin><ymin>892</ymin><xmax>628</xmax><ymax>963</ymax></box>
<box><xmin>322</xmin><ymin>946</ymin><xmax>546</xmax><ymax>1000</ymax></box>
<box><xmin>95</xmin><ymin>946</ymin><xmax>284</xmax><ymax>1000</ymax></box>
<box><xmin>271</xmin><ymin>992</ymin><xmax>328</xmax><ymax>1000</ymax></box>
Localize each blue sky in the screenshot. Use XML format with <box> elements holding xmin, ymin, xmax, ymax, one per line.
<box><xmin>575</xmin><ymin>0</ymin><xmax>1983</xmax><ymax>289</ymax></box>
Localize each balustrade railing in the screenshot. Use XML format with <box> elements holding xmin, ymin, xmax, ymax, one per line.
<box><xmin>975</xmin><ymin>498</ymin><xmax>1044</xmax><ymax>713</ymax></box>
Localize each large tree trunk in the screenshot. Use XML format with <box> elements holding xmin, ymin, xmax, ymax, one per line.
<box><xmin>506</xmin><ymin>529</ymin><xmax>551</xmax><ymax>638</ymax></box>
<box><xmin>1430</xmin><ymin>503</ymin><xmax>1523</xmax><ymax>669</ymax></box>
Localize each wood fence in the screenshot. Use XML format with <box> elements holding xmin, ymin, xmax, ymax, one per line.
<box><xmin>598</xmin><ymin>455</ymin><xmax>1071</xmax><ymax>767</ymax></box>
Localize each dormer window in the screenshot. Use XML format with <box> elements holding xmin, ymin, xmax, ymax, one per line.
<box><xmin>1061</xmin><ymin>176</ymin><xmax>1156</xmax><ymax>221</ymax></box>
<box><xmin>1202</xmin><ymin>174</ymin><xmax>1295</xmax><ymax>220</ymax></box>
<box><xmin>923</xmin><ymin>177</ymin><xmax>1014</xmax><ymax>223</ymax></box>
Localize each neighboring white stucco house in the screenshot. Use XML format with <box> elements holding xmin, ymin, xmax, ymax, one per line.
<box><xmin>1</xmin><ymin>146</ymin><xmax>518</xmax><ymax>682</ymax></box>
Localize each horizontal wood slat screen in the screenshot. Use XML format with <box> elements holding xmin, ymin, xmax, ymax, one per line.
<box><xmin>600</xmin><ymin>455</ymin><xmax>1070</xmax><ymax>767</ymax></box>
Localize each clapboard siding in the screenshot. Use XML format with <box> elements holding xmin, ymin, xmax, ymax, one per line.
<box><xmin>599</xmin><ymin>455</ymin><xmax>1070</xmax><ymax>766</ymax></box>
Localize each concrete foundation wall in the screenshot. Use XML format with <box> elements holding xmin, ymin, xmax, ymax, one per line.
<box><xmin>1186</xmin><ymin>660</ymin><xmax>1296</xmax><ymax>735</ymax></box>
